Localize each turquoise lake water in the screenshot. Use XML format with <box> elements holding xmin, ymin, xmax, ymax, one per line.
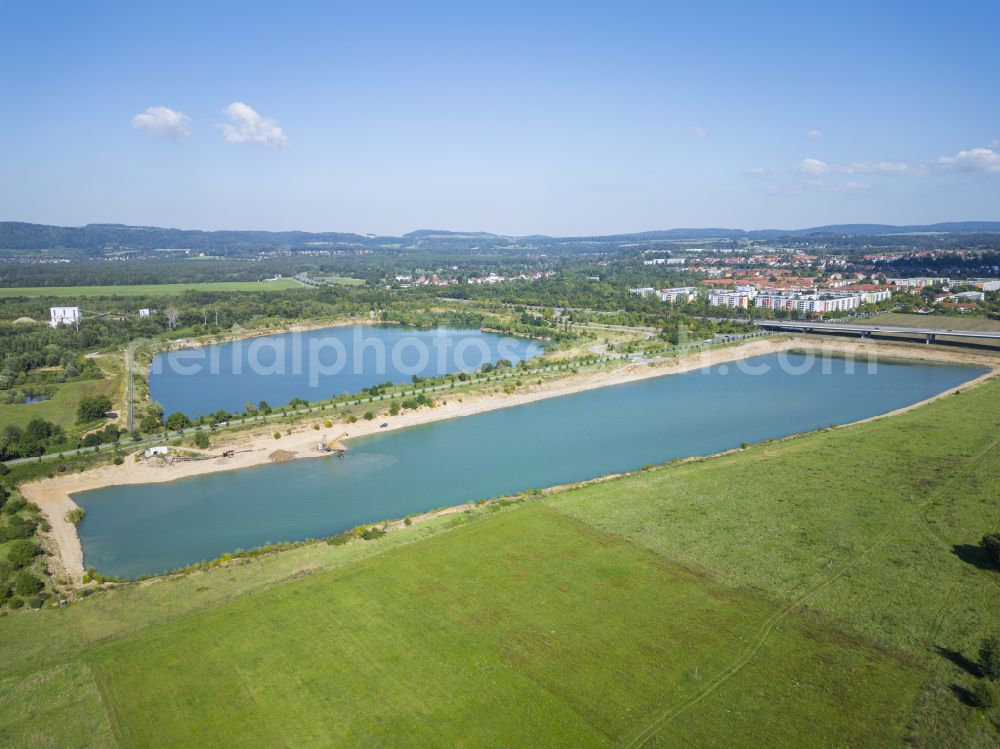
<box><xmin>149</xmin><ymin>325</ymin><xmax>544</xmax><ymax>417</ymax></box>
<box><xmin>77</xmin><ymin>353</ymin><xmax>985</xmax><ymax>578</ymax></box>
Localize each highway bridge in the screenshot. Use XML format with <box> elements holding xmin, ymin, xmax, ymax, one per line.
<box><xmin>754</xmin><ymin>320</ymin><xmax>1000</xmax><ymax>344</ymax></box>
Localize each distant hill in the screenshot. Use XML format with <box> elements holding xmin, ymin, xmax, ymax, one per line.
<box><xmin>1</xmin><ymin>220</ymin><xmax>999</xmax><ymax>256</ymax></box>
<box><xmin>770</xmin><ymin>222</ymin><xmax>1000</xmax><ymax>237</ymax></box>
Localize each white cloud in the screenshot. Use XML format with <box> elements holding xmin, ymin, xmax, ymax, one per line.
<box><xmin>796</xmin><ymin>158</ymin><xmax>829</xmax><ymax>175</ymax></box>
<box><xmin>216</xmin><ymin>102</ymin><xmax>288</xmax><ymax>148</ymax></box>
<box><xmin>797</xmin><ymin>158</ymin><xmax>916</xmax><ymax>176</ymax></box>
<box><xmin>935</xmin><ymin>146</ymin><xmax>1000</xmax><ymax>174</ymax></box>
<box><xmin>807</xmin><ymin>129</ymin><xmax>824</xmax><ymax>139</ymax></box>
<box><xmin>690</xmin><ymin>126</ymin><xmax>707</xmax><ymax>138</ymax></box>
<box><xmin>131</xmin><ymin>106</ymin><xmax>190</xmax><ymax>141</ymax></box>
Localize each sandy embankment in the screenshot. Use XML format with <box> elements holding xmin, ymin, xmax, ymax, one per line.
<box><xmin>22</xmin><ymin>336</ymin><xmax>999</xmax><ymax>585</ymax></box>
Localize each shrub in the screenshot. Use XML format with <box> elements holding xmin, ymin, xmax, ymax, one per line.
<box><xmin>363</xmin><ymin>411</ymin><xmax>375</xmax><ymax>420</ymax></box>
<box><xmin>27</xmin><ymin>595</ymin><xmax>44</xmax><ymax>609</ymax></box>
<box><xmin>0</xmin><ymin>515</ymin><xmax>34</xmax><ymax>542</ymax></box>
<box><xmin>6</xmin><ymin>539</ymin><xmax>39</xmax><ymax>568</ymax></box>
<box><xmin>76</xmin><ymin>395</ymin><xmax>113</xmax><ymax>423</ymax></box>
<box><xmin>2</xmin><ymin>497</ymin><xmax>26</xmax><ymax>516</ymax></box>
<box><xmin>403</xmin><ymin>517</ymin><xmax>413</xmax><ymax>526</ymax></box>
<box><xmin>980</xmin><ymin>637</ymin><xmax>1000</xmax><ymax>680</ymax></box>
<box><xmin>347</xmin><ymin>415</ymin><xmax>358</xmax><ymax>424</ymax></box>
<box><xmin>389</xmin><ymin>401</ymin><xmax>400</xmax><ymax>416</ymax></box>
<box><xmin>273</xmin><ymin>432</ymin><xmax>281</xmax><ymax>440</ymax></box>
<box><xmin>193</xmin><ymin>431</ymin><xmax>210</xmax><ymax>449</ymax></box>
<box><xmin>8</xmin><ymin>597</ymin><xmax>24</xmax><ymax>609</ymax></box>
<box><xmin>13</xmin><ymin>571</ymin><xmax>43</xmax><ymax>596</ymax></box>
<box><xmin>113</xmin><ymin>455</ymin><xmax>124</xmax><ymax>465</ymax></box>
<box><xmin>970</xmin><ymin>680</ymin><xmax>995</xmax><ymax>710</ymax></box>
<box><xmin>312</xmin><ymin>423</ymin><xmax>320</xmax><ymax>430</ymax></box>
<box><xmin>65</xmin><ymin>507</ymin><xmax>85</xmax><ymax>525</ymax></box>
<box><xmin>323</xmin><ymin>419</ymin><xmax>332</xmax><ymax>428</ymax></box>
<box><xmin>360</xmin><ymin>526</ymin><xmax>387</xmax><ymax>541</ymax></box>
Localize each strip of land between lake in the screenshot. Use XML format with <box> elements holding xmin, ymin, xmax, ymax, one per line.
<box><xmin>23</xmin><ymin>335</ymin><xmax>999</xmax><ymax>585</ymax></box>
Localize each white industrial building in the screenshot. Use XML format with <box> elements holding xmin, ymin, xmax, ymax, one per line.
<box><xmin>49</xmin><ymin>306</ymin><xmax>82</xmax><ymax>328</ymax></box>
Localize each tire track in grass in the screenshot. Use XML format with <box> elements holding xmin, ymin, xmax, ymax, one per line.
<box><xmin>621</xmin><ymin>435</ymin><xmax>1000</xmax><ymax>748</ymax></box>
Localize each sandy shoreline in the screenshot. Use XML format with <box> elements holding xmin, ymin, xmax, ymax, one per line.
<box><xmin>23</xmin><ymin>336</ymin><xmax>999</xmax><ymax>584</ymax></box>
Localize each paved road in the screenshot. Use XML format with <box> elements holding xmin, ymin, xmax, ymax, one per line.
<box><xmin>754</xmin><ymin>320</ymin><xmax>1000</xmax><ymax>341</ymax></box>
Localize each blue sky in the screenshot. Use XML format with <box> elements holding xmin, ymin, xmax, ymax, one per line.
<box><xmin>1</xmin><ymin>1</ymin><xmax>998</xmax><ymax>235</ymax></box>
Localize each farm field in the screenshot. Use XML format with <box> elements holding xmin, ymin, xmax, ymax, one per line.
<box><xmin>0</xmin><ymin>279</ymin><xmax>301</xmax><ymax>298</ymax></box>
<box><xmin>0</xmin><ymin>368</ymin><xmax>998</xmax><ymax>746</ymax></box>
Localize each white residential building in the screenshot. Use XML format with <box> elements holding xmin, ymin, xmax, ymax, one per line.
<box><xmin>887</xmin><ymin>277</ymin><xmax>950</xmax><ymax>288</ymax></box>
<box><xmin>49</xmin><ymin>306</ymin><xmax>82</xmax><ymax>328</ymax></box>
<box><xmin>755</xmin><ymin>291</ymin><xmax>865</xmax><ymax>314</ymax></box>
<box><xmin>467</xmin><ymin>274</ymin><xmax>506</xmax><ymax>285</ymax></box>
<box><xmin>950</xmin><ymin>291</ymin><xmax>985</xmax><ymax>302</ymax></box>
<box><xmin>708</xmin><ymin>291</ymin><xmax>753</xmax><ymax>309</ymax></box>
<box><xmin>138</xmin><ymin>308</ymin><xmax>153</xmax><ymax>318</ymax></box>
<box><xmin>657</xmin><ymin>286</ymin><xmax>698</xmax><ymax>303</ymax></box>
<box><xmin>629</xmin><ymin>287</ymin><xmax>656</xmax><ymax>297</ymax></box>
<box><xmin>642</xmin><ymin>257</ymin><xmax>684</xmax><ymax>266</ymax></box>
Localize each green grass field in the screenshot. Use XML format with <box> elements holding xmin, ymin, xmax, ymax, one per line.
<box><xmin>0</xmin><ymin>279</ymin><xmax>301</xmax><ymax>298</ymax></box>
<box><xmin>0</xmin><ymin>367</ymin><xmax>998</xmax><ymax>746</ymax></box>
<box><xmin>872</xmin><ymin>312</ymin><xmax>1000</xmax><ymax>332</ymax></box>
<box><xmin>0</xmin><ymin>357</ymin><xmax>122</xmax><ymax>433</ymax></box>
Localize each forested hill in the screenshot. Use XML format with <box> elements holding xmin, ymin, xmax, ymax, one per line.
<box><xmin>2</xmin><ymin>220</ymin><xmax>1000</xmax><ymax>257</ymax></box>
<box><xmin>0</xmin><ymin>222</ymin><xmax>372</xmax><ymax>255</ymax></box>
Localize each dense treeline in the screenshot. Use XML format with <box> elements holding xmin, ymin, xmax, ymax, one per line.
<box><xmin>0</xmin><ymin>259</ymin><xmax>311</xmax><ymax>287</ymax></box>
